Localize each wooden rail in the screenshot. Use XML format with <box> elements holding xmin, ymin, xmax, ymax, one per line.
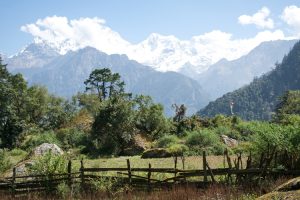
<box><xmin>0</xmin><ymin>150</ymin><xmax>299</xmax><ymax>196</ymax></box>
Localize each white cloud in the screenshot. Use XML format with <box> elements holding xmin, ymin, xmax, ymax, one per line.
<box><xmin>21</xmin><ymin>16</ymin><xmax>130</xmax><ymax>54</ymax></box>
<box><xmin>238</xmin><ymin>7</ymin><xmax>274</xmax><ymax>29</ymax></box>
<box><xmin>281</xmin><ymin>5</ymin><xmax>300</xmax><ymax>35</ymax></box>
<box><xmin>21</xmin><ymin>16</ymin><xmax>288</xmax><ymax>73</ymax></box>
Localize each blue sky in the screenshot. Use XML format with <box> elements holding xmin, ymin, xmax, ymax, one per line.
<box><xmin>1</xmin><ymin>0</ymin><xmax>300</xmax><ymax>55</ymax></box>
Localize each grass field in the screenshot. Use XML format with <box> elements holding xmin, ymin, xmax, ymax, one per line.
<box><xmin>76</xmin><ymin>155</ymin><xmax>229</xmax><ymax>169</ymax></box>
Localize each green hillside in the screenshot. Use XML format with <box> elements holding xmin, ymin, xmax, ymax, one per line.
<box><xmin>198</xmin><ymin>40</ymin><xmax>300</xmax><ymax>120</ymax></box>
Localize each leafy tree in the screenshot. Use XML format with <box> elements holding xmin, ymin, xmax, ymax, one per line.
<box><xmin>84</xmin><ymin>68</ymin><xmax>125</xmax><ymax>101</ymax></box>
<box><xmin>0</xmin><ymin>57</ymin><xmax>24</xmax><ymax>148</ymax></box>
<box><xmin>91</xmin><ymin>95</ymin><xmax>136</xmax><ymax>155</ymax></box>
<box><xmin>274</xmin><ymin>90</ymin><xmax>300</xmax><ymax>123</ymax></box>
<box><xmin>134</xmin><ymin>95</ymin><xmax>170</xmax><ymax>139</ymax></box>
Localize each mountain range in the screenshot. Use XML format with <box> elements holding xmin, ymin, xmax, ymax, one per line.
<box><xmin>198</xmin><ymin>40</ymin><xmax>300</xmax><ymax>120</ymax></box>
<box><xmin>196</xmin><ymin>40</ymin><xmax>297</xmax><ymax>99</ymax></box>
<box><xmin>3</xmin><ymin>38</ymin><xmax>299</xmax><ymax>118</ymax></box>
<box><xmin>5</xmin><ymin>43</ymin><xmax>209</xmax><ymax>116</ymax></box>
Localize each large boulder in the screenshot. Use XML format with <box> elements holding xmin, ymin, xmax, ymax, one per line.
<box><xmin>31</xmin><ymin>143</ymin><xmax>64</xmax><ymax>157</ymax></box>
<box><xmin>221</xmin><ymin>135</ymin><xmax>238</xmax><ymax>147</ymax></box>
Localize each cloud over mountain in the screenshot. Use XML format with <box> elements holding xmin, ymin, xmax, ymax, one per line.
<box><xmin>21</xmin><ymin>15</ymin><xmax>289</xmax><ymax>73</ymax></box>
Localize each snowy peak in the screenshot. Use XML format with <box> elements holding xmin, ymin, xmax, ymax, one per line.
<box><xmin>8</xmin><ymin>42</ymin><xmax>60</xmax><ymax>70</ymax></box>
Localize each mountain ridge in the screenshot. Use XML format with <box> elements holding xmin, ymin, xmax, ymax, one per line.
<box><xmin>198</xmin><ymin>40</ymin><xmax>300</xmax><ymax>120</ymax></box>
<box><xmin>6</xmin><ymin>45</ymin><xmax>209</xmax><ymax>116</ymax></box>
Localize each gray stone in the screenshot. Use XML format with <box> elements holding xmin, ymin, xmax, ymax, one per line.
<box><xmin>221</xmin><ymin>135</ymin><xmax>238</xmax><ymax>147</ymax></box>
<box><xmin>31</xmin><ymin>143</ymin><xmax>64</xmax><ymax>157</ymax></box>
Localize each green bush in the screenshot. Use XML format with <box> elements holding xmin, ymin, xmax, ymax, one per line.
<box><xmin>9</xmin><ymin>148</ymin><xmax>27</xmax><ymax>157</ymax></box>
<box><xmin>0</xmin><ymin>149</ymin><xmax>12</xmax><ymax>174</ymax></box>
<box><xmin>20</xmin><ymin>131</ymin><xmax>61</xmax><ymax>150</ymax></box>
<box><xmin>56</xmin><ymin>128</ymin><xmax>87</xmax><ymax>149</ymax></box>
<box><xmin>185</xmin><ymin>129</ymin><xmax>223</xmax><ymax>155</ymax></box>
<box><xmin>29</xmin><ymin>151</ymin><xmax>67</xmax><ymax>176</ymax></box>
<box><xmin>167</xmin><ymin>144</ymin><xmax>188</xmax><ymax>156</ymax></box>
<box><xmin>156</xmin><ymin>135</ymin><xmax>180</xmax><ymax>148</ymax></box>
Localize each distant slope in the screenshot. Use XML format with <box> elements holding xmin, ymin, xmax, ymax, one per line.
<box><xmin>197</xmin><ymin>40</ymin><xmax>297</xmax><ymax>100</ymax></box>
<box><xmin>7</xmin><ymin>45</ymin><xmax>209</xmax><ymax>116</ymax></box>
<box><xmin>198</xmin><ymin>40</ymin><xmax>300</xmax><ymax>120</ymax></box>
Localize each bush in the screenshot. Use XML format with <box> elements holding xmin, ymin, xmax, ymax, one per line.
<box><xmin>156</xmin><ymin>135</ymin><xmax>180</xmax><ymax>148</ymax></box>
<box><xmin>185</xmin><ymin>129</ymin><xmax>223</xmax><ymax>155</ymax></box>
<box><xmin>0</xmin><ymin>149</ymin><xmax>12</xmax><ymax>174</ymax></box>
<box><xmin>167</xmin><ymin>144</ymin><xmax>189</xmax><ymax>156</ymax></box>
<box><xmin>9</xmin><ymin>148</ymin><xmax>27</xmax><ymax>157</ymax></box>
<box><xmin>29</xmin><ymin>151</ymin><xmax>67</xmax><ymax>176</ymax></box>
<box><xmin>56</xmin><ymin>128</ymin><xmax>87</xmax><ymax>149</ymax></box>
<box><xmin>20</xmin><ymin>131</ymin><xmax>61</xmax><ymax>150</ymax></box>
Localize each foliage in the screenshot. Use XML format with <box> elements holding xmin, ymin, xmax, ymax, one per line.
<box><xmin>0</xmin><ymin>149</ymin><xmax>12</xmax><ymax>174</ymax></box>
<box><xmin>185</xmin><ymin>129</ymin><xmax>224</xmax><ymax>155</ymax></box>
<box><xmin>56</xmin><ymin>128</ymin><xmax>87</xmax><ymax>149</ymax></box>
<box><xmin>156</xmin><ymin>135</ymin><xmax>180</xmax><ymax>148</ymax></box>
<box><xmin>29</xmin><ymin>151</ymin><xmax>67</xmax><ymax>176</ymax></box>
<box><xmin>91</xmin><ymin>95</ymin><xmax>136</xmax><ymax>155</ymax></box>
<box><xmin>84</xmin><ymin>68</ymin><xmax>126</xmax><ymax>101</ymax></box>
<box><xmin>134</xmin><ymin>95</ymin><xmax>170</xmax><ymax>139</ymax></box>
<box><xmin>20</xmin><ymin>131</ymin><xmax>61</xmax><ymax>150</ymax></box>
<box><xmin>274</xmin><ymin>90</ymin><xmax>300</xmax><ymax>124</ymax></box>
<box><xmin>167</xmin><ymin>144</ymin><xmax>189</xmax><ymax>156</ymax></box>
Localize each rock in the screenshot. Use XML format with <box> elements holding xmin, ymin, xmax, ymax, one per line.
<box><xmin>14</xmin><ymin>160</ymin><xmax>35</xmax><ymax>176</ymax></box>
<box><xmin>141</xmin><ymin>148</ymin><xmax>172</xmax><ymax>159</ymax></box>
<box><xmin>221</xmin><ymin>135</ymin><xmax>238</xmax><ymax>147</ymax></box>
<box><xmin>31</xmin><ymin>143</ymin><xmax>64</xmax><ymax>157</ymax></box>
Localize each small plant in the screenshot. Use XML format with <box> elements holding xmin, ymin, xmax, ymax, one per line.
<box><xmin>91</xmin><ymin>176</ymin><xmax>127</xmax><ymax>198</ymax></box>
<box><xmin>9</xmin><ymin>148</ymin><xmax>27</xmax><ymax>157</ymax></box>
<box><xmin>57</xmin><ymin>182</ymin><xmax>70</xmax><ymax>199</ymax></box>
<box><xmin>0</xmin><ymin>149</ymin><xmax>12</xmax><ymax>174</ymax></box>
<box><xmin>29</xmin><ymin>151</ymin><xmax>67</xmax><ymax>176</ymax></box>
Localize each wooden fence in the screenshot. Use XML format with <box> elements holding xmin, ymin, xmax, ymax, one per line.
<box><xmin>1</xmin><ymin>150</ymin><xmax>299</xmax><ymax>196</ymax></box>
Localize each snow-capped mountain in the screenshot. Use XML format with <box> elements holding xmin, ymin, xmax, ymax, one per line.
<box><xmin>6</xmin><ymin>44</ymin><xmax>210</xmax><ymax>116</ymax></box>
<box><xmin>17</xmin><ymin>29</ymin><xmax>286</xmax><ymax>75</ymax></box>
<box><xmin>7</xmin><ymin>42</ymin><xmax>59</xmax><ymax>70</ymax></box>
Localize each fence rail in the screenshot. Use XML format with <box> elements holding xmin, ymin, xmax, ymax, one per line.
<box><xmin>0</xmin><ymin>150</ymin><xmax>299</xmax><ymax>196</ymax></box>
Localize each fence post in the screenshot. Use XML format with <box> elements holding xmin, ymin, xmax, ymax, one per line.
<box><xmin>11</xmin><ymin>167</ymin><xmax>16</xmax><ymax>197</ymax></box>
<box><xmin>127</xmin><ymin>159</ymin><xmax>132</xmax><ymax>186</ymax></box>
<box><xmin>80</xmin><ymin>159</ymin><xmax>85</xmax><ymax>189</ymax></box>
<box><xmin>203</xmin><ymin>151</ymin><xmax>207</xmax><ymax>182</ymax></box>
<box><xmin>67</xmin><ymin>160</ymin><xmax>72</xmax><ymax>188</ymax></box>
<box><xmin>174</xmin><ymin>156</ymin><xmax>178</xmax><ymax>183</ymax></box>
<box><xmin>147</xmin><ymin>163</ymin><xmax>151</xmax><ymax>192</ymax></box>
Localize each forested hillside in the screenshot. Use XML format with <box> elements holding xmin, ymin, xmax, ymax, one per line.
<box><xmin>198</xmin><ymin>40</ymin><xmax>300</xmax><ymax>120</ymax></box>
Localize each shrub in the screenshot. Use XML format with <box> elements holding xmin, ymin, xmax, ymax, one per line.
<box><xmin>156</xmin><ymin>135</ymin><xmax>180</xmax><ymax>148</ymax></box>
<box><xmin>20</xmin><ymin>131</ymin><xmax>61</xmax><ymax>150</ymax></box>
<box><xmin>56</xmin><ymin>128</ymin><xmax>87</xmax><ymax>149</ymax></box>
<box><xmin>185</xmin><ymin>129</ymin><xmax>223</xmax><ymax>155</ymax></box>
<box><xmin>9</xmin><ymin>148</ymin><xmax>27</xmax><ymax>157</ymax></box>
<box><xmin>29</xmin><ymin>151</ymin><xmax>67</xmax><ymax>176</ymax></box>
<box><xmin>0</xmin><ymin>149</ymin><xmax>12</xmax><ymax>174</ymax></box>
<box><xmin>167</xmin><ymin>144</ymin><xmax>189</xmax><ymax>156</ymax></box>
